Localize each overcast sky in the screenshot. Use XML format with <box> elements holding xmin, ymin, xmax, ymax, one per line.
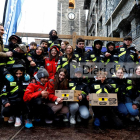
<box><xmin>0</xmin><ymin>0</ymin><xmax>58</xmax><ymax>43</ymax></box>
<box><xmin>19</xmin><ymin>0</ymin><xmax>58</xmax><ymax>43</ymax></box>
<box><xmin>0</xmin><ymin>0</ymin><xmax>5</xmax><ymax>23</ymax></box>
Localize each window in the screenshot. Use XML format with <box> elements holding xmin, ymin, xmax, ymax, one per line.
<box><xmin>69</xmin><ymin>0</ymin><xmax>75</xmax><ymax>9</ymax></box>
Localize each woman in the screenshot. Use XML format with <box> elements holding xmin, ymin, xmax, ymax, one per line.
<box><xmin>1</xmin><ymin>64</ymin><xmax>30</xmax><ymax>127</ymax></box>
<box><xmin>109</xmin><ymin>67</ymin><xmax>139</xmax><ymax>122</ymax></box>
<box><xmin>27</xmin><ymin>46</ymin><xmax>45</xmax><ymax>77</ymax></box>
<box><xmin>45</xmin><ymin>45</ymin><xmax>60</xmax><ymax>80</ymax></box>
<box><xmin>47</xmin><ymin>68</ymin><xmax>69</xmax><ymax>122</ymax></box>
<box><xmin>57</xmin><ymin>45</ymin><xmax>77</xmax><ymax>79</ymax></box>
<box><xmin>60</xmin><ymin>41</ymin><xmax>69</xmax><ymax>55</ymax></box>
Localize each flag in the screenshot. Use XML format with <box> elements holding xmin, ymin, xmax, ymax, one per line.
<box><xmin>3</xmin><ymin>0</ymin><xmax>24</xmax><ymax>45</ymax></box>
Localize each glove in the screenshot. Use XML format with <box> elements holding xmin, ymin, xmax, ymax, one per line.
<box><xmin>24</xmin><ymin>74</ymin><xmax>30</xmax><ymax>81</ymax></box>
<box><xmin>5</xmin><ymin>74</ymin><xmax>14</xmax><ymax>82</ymax></box>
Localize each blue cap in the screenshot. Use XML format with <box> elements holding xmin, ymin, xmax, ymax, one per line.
<box><xmin>75</xmin><ymin>67</ymin><xmax>83</xmax><ymax>73</ymax></box>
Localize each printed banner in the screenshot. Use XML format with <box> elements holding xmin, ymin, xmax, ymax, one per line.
<box><xmin>3</xmin><ymin>0</ymin><xmax>23</xmax><ymax>45</ymax></box>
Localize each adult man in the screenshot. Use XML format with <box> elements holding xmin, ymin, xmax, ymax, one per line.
<box><xmin>0</xmin><ymin>23</ymin><xmax>13</xmax><ymax>92</ymax></box>
<box><xmin>40</xmin><ymin>39</ymin><xmax>48</xmax><ymax>57</ymax></box>
<box><xmin>48</xmin><ymin>30</ymin><xmax>62</xmax><ymax>49</ymax></box>
<box><xmin>0</xmin><ymin>23</ymin><xmax>13</xmax><ymax>57</ymax></box>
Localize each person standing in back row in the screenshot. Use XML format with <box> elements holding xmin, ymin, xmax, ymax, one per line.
<box><xmin>48</xmin><ymin>30</ymin><xmax>62</xmax><ymax>50</ymax></box>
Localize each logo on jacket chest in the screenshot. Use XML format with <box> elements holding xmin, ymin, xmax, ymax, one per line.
<box><xmin>94</xmin><ymin>85</ymin><xmax>100</xmax><ymax>89</ymax></box>
<box><xmin>120</xmin><ymin>48</ymin><xmax>125</xmax><ymax>51</ymax></box>
<box><xmin>10</xmin><ymin>82</ymin><xmax>17</xmax><ymax>87</ymax></box>
<box><xmin>62</xmin><ymin>58</ymin><xmax>67</xmax><ymax>61</ymax></box>
<box><xmin>38</xmin><ymin>88</ymin><xmax>42</xmax><ymax>91</ymax></box>
<box><xmin>75</xmin><ymin>54</ymin><xmax>79</xmax><ymax>57</ymax></box>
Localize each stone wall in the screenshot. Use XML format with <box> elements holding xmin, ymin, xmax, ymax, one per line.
<box><xmin>107</xmin><ymin>0</ymin><xmax>135</xmax><ymax>36</ymax></box>
<box><xmin>57</xmin><ymin>0</ymin><xmax>86</xmax><ymax>36</ymax></box>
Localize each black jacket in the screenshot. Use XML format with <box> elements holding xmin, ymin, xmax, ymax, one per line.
<box><xmin>69</xmin><ymin>78</ymin><xmax>90</xmax><ymax>106</ymax></box>
<box><xmin>90</xmin><ymin>80</ymin><xmax>114</xmax><ymax>94</ymax></box>
<box><xmin>85</xmin><ymin>46</ymin><xmax>105</xmax><ymax>70</ymax></box>
<box><xmin>132</xmin><ymin>77</ymin><xmax>140</xmax><ymax>107</ymax></box>
<box><xmin>28</xmin><ymin>52</ymin><xmax>45</xmax><ymax>76</ymax></box>
<box><xmin>73</xmin><ymin>46</ymin><xmax>87</xmax><ymax>62</ymax></box>
<box><xmin>57</xmin><ymin>54</ymin><xmax>76</xmax><ymax>77</ymax></box>
<box><xmin>0</xmin><ymin>74</ymin><xmax>30</xmax><ymax>106</ymax></box>
<box><xmin>5</xmin><ymin>50</ymin><xmax>28</xmax><ymax>74</ymax></box>
<box><xmin>105</xmin><ymin>49</ymin><xmax>119</xmax><ymax>64</ymax></box>
<box><xmin>107</xmin><ymin>77</ymin><xmax>127</xmax><ymax>103</ymax></box>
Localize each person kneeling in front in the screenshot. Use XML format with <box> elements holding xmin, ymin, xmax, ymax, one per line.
<box><xmin>23</xmin><ymin>67</ymin><xmax>60</xmax><ymax>128</ymax></box>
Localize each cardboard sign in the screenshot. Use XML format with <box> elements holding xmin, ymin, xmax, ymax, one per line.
<box><xmin>89</xmin><ymin>93</ymin><xmax>118</xmax><ymax>106</ymax></box>
<box><xmin>55</xmin><ymin>90</ymin><xmax>81</xmax><ymax>101</ymax></box>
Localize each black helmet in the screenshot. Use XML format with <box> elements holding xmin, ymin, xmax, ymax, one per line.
<box><xmin>106</xmin><ymin>42</ymin><xmax>115</xmax><ymax>49</ymax></box>
<box><xmin>12</xmin><ymin>64</ymin><xmax>24</xmax><ymax>69</ymax></box>
<box><xmin>8</xmin><ymin>35</ymin><xmax>22</xmax><ymax>44</ymax></box>
<box><xmin>12</xmin><ymin>59</ymin><xmax>26</xmax><ymax>71</ymax></box>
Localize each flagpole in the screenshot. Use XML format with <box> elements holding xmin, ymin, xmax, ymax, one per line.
<box><xmin>2</xmin><ymin>0</ymin><xmax>8</xmax><ymax>25</ymax></box>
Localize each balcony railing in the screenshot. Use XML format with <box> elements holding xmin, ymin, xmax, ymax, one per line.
<box><xmin>115</xmin><ymin>25</ymin><xmax>140</xmax><ymax>46</ymax></box>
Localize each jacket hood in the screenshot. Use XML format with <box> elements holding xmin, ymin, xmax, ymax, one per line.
<box><xmin>92</xmin><ymin>40</ymin><xmax>103</xmax><ymax>54</ymax></box>
<box><xmin>8</xmin><ymin>35</ymin><xmax>22</xmax><ymax>44</ymax></box>
<box><xmin>123</xmin><ymin>43</ymin><xmax>136</xmax><ymax>49</ymax></box>
<box><xmin>106</xmin><ymin>42</ymin><xmax>116</xmax><ymax>54</ymax></box>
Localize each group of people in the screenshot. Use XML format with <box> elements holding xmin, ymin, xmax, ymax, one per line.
<box><xmin>0</xmin><ymin>23</ymin><xmax>140</xmax><ymax>130</ymax></box>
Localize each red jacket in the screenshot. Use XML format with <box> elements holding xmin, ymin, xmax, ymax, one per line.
<box><xmin>45</xmin><ymin>57</ymin><xmax>58</xmax><ymax>80</ymax></box>
<box><xmin>23</xmin><ymin>81</ymin><xmax>58</xmax><ymax>102</ymax></box>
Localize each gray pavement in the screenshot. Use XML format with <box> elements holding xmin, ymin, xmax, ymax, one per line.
<box><xmin>1</xmin><ymin>119</ymin><xmax>140</xmax><ymax>140</ymax></box>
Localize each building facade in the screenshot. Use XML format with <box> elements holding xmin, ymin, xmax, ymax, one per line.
<box><xmin>84</xmin><ymin>0</ymin><xmax>140</xmax><ymax>49</ymax></box>
<box><xmin>57</xmin><ymin>0</ymin><xmax>86</xmax><ymax>37</ymax></box>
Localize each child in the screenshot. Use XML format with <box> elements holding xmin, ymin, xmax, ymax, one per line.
<box><xmin>68</xmin><ymin>67</ymin><xmax>90</xmax><ymax>124</ymax></box>
<box><xmin>1</xmin><ymin>64</ymin><xmax>30</xmax><ymax>127</ymax></box>
<box><xmin>29</xmin><ymin>42</ymin><xmax>37</xmax><ymax>52</ymax></box>
<box><xmin>23</xmin><ymin>67</ymin><xmax>60</xmax><ymax>128</ymax></box>
<box><xmin>90</xmin><ymin>71</ymin><xmax>123</xmax><ymax>129</ymax></box>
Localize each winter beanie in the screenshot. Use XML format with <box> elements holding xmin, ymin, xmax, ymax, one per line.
<box><xmin>37</xmin><ymin>67</ymin><xmax>49</xmax><ymax>79</ymax></box>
